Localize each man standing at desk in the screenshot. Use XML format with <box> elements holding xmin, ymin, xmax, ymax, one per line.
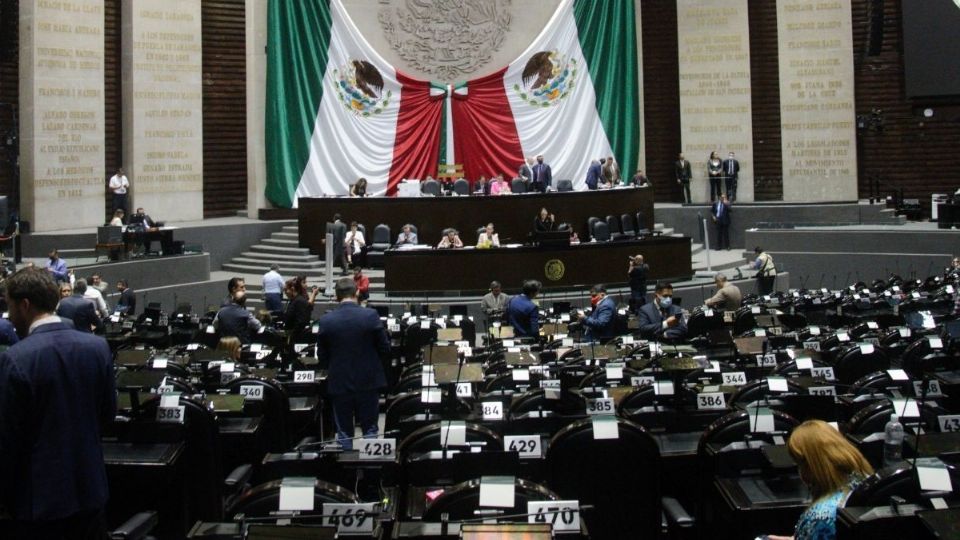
<box><xmin>506</xmin><ymin>279</ymin><xmax>541</xmax><ymax>338</ymax></box>
<box><xmin>585</xmin><ymin>159</ymin><xmax>602</xmax><ymax>190</ymax></box>
<box><xmin>638</xmin><ymin>282</ymin><xmax>687</xmax><ymax>340</ymax></box>
<box><xmin>531</xmin><ymin>155</ymin><xmax>552</xmax><ymax>193</ymax></box>
<box><xmin>481</xmin><ymin>281</ymin><xmax>509</xmax><ymax>320</ymax></box>
<box><xmin>0</xmin><ymin>268</ymin><xmax>115</xmax><ymax>539</ymax></box>
<box><xmin>578</xmin><ymin>284</ymin><xmax>617</xmax><ymax>341</ymax></box>
<box><xmin>316</xmin><ymin>277</ymin><xmax>389</xmax><ymax>449</ymax></box>
<box><xmin>108</xmin><ymin>167</ymin><xmax>129</xmax><ymax>216</ymax></box>
<box><xmin>711</xmin><ymin>194</ymin><xmax>732</xmax><ymax>250</ymax></box>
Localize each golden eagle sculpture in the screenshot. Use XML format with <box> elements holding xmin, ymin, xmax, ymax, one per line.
<box><xmin>521</xmin><ymin>51</ymin><xmax>554</xmax><ymax>90</ymax></box>
<box><xmin>352</xmin><ymin>59</ymin><xmax>384</xmax><ymax>98</ymax></box>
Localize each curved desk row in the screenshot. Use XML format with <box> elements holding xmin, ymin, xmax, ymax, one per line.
<box><xmin>297</xmin><ymin>187</ymin><xmax>655</xmax><ymax>256</ymax></box>
<box><xmin>383</xmin><ymin>237</ymin><xmax>692</xmax><ymax>295</ymax></box>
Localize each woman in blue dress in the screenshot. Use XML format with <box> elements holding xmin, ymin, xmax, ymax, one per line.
<box><xmin>766</xmin><ymin>420</ymin><xmax>874</xmax><ymax>540</ymax></box>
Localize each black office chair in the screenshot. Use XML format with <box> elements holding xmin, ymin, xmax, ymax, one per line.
<box><xmin>225</xmin><ymin>376</ymin><xmax>291</xmax><ymax>451</ymax></box>
<box><xmin>846</xmin><ymin>465</ymin><xmax>960</xmax><ymax>507</ymax></box>
<box><xmin>591</xmin><ymin>220</ymin><xmax>611</xmax><ymax>242</ymax></box>
<box><xmin>606</xmin><ymin>215</ymin><xmax>625</xmax><ymax>240</ymax></box>
<box><xmin>728</xmin><ymin>378</ymin><xmax>805</xmax><ymax>409</ymax></box>
<box><xmin>620</xmin><ymin>213</ymin><xmax>637</xmax><ymax>237</ymax></box>
<box><xmin>367</xmin><ymin>223</ymin><xmax>391</xmax><ymax>267</ymax></box>
<box><xmin>697</xmin><ymin>409</ymin><xmax>800</xmax><ymax>457</ymax></box>
<box><xmin>511</xmin><ymin>178</ymin><xmax>527</xmax><ymax>194</ymax></box>
<box><xmin>901</xmin><ymin>338</ymin><xmax>956</xmax><ymax>378</ymax></box>
<box><xmin>547</xmin><ymin>417</ymin><xmax>662</xmax><ymax>540</ymax></box>
<box><xmin>453</xmin><ymin>179</ymin><xmax>470</xmax><ymax>196</ymax></box>
<box><xmin>635</xmin><ymin>211</ymin><xmax>650</xmax><ymax>235</ymax></box>
<box><xmin>556</xmin><ymin>179</ymin><xmax>574</xmax><ymax>192</ymax></box>
<box><xmin>833</xmin><ymin>344</ymin><xmax>891</xmax><ymax>385</ymax></box>
<box><xmin>586</xmin><ymin>216</ymin><xmax>601</xmax><ymax>235</ymax></box>
<box><xmin>422</xmin><ymin>478</ymin><xmax>561</xmax><ymax>521</ymax></box>
<box><xmin>846</xmin><ymin>399</ymin><xmax>946</xmax><ymax>435</ymax></box>
<box><xmin>226</xmin><ymin>478</ymin><xmax>359</xmax><ymax>519</ymax></box>
<box><xmin>398</xmin><ymin>421</ymin><xmax>502</xmax><ymax>456</ymax></box>
<box><xmin>421</xmin><ymin>180</ymin><xmax>441</xmax><ymax>196</ymax></box>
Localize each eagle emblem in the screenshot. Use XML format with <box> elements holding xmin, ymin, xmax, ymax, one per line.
<box><xmin>514</xmin><ymin>50</ymin><xmax>577</xmax><ymax>108</ymax></box>
<box><xmin>333</xmin><ymin>59</ymin><xmax>392</xmax><ymax>117</ymax></box>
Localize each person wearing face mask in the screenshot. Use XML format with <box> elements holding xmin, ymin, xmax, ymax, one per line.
<box><xmin>530</xmin><ymin>154</ymin><xmax>552</xmax><ymax>193</ymax></box>
<box><xmin>638</xmin><ymin>282</ymin><xmax>687</xmax><ymax>340</ymax></box>
<box><xmin>578</xmin><ymin>284</ymin><xmax>618</xmax><ymax>342</ymax></box>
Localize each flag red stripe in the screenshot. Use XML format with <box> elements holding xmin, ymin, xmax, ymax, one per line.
<box><xmin>451</xmin><ymin>67</ymin><xmax>525</xmax><ymax>184</ymax></box>
<box><xmin>387</xmin><ymin>71</ymin><xmax>444</xmax><ymax>195</ymax></box>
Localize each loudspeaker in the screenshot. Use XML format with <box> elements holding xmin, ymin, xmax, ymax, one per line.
<box><xmin>866</xmin><ymin>0</ymin><xmax>884</xmax><ymax>56</ymax></box>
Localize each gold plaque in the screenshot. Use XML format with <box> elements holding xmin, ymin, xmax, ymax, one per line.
<box><xmin>544</xmin><ymin>259</ymin><xmax>565</xmax><ymax>281</ymax></box>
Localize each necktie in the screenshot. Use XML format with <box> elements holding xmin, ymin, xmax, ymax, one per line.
<box><xmin>717</xmin><ymin>204</ymin><xmax>722</xmax><ymax>218</ymax></box>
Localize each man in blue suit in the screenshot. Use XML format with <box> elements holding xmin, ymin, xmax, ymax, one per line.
<box><xmin>584</xmin><ymin>160</ymin><xmax>602</xmax><ymax>190</ymax></box>
<box><xmin>579</xmin><ymin>284</ymin><xmax>618</xmax><ymax>341</ymax></box>
<box><xmin>638</xmin><ymin>282</ymin><xmax>688</xmax><ymax>341</ymax></box>
<box><xmin>0</xmin><ymin>268</ymin><xmax>115</xmax><ymax>538</ymax></box>
<box><xmin>505</xmin><ymin>279</ymin><xmax>541</xmax><ymax>338</ymax></box>
<box><xmin>56</xmin><ymin>279</ymin><xmax>102</xmax><ymax>333</ymax></box>
<box><xmin>316</xmin><ymin>277</ymin><xmax>390</xmax><ymax>449</ymax></box>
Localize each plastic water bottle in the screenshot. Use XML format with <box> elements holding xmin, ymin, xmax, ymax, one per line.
<box><xmin>883</xmin><ymin>413</ymin><xmax>904</xmax><ymax>466</ymax></box>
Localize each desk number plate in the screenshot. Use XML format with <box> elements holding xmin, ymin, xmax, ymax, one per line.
<box><xmin>528</xmin><ymin>501</ymin><xmax>580</xmax><ymax>532</ymax></box>
<box><xmin>322</xmin><ymin>503</ymin><xmax>377</xmax><ymax>534</ymax></box>
<box><xmin>358</xmin><ymin>438</ymin><xmax>395</xmax><ymax>460</ymax></box>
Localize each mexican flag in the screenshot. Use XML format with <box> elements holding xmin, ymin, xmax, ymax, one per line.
<box><xmin>266</xmin><ymin>0</ymin><xmax>639</xmax><ymax>205</ymax></box>
<box><xmin>266</xmin><ymin>0</ymin><xmax>443</xmax><ymax>206</ymax></box>
<box><xmin>451</xmin><ymin>0</ymin><xmax>640</xmax><ymax>190</ymax></box>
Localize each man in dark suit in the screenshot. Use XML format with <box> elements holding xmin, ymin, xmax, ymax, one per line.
<box><xmin>531</xmin><ymin>154</ymin><xmax>552</xmax><ymax>193</ymax></box>
<box><xmin>326</xmin><ymin>214</ymin><xmax>348</xmax><ymax>274</ymax></box>
<box><xmin>214</xmin><ymin>291</ymin><xmax>262</xmax><ymax>344</ymax></box>
<box><xmin>56</xmin><ymin>279</ymin><xmax>102</xmax><ymax>333</ymax></box>
<box><xmin>0</xmin><ymin>268</ymin><xmax>115</xmax><ymax>538</ymax></box>
<box><xmin>675</xmin><ymin>152</ymin><xmax>692</xmax><ymax>203</ymax></box>
<box><xmin>115</xmin><ymin>279</ymin><xmax>136</xmax><ymax>316</ymax></box>
<box><xmin>518</xmin><ymin>157</ymin><xmax>533</xmax><ymax>184</ymax></box>
<box><xmin>505</xmin><ymin>279</ymin><xmax>541</xmax><ymax>337</ymax></box>
<box><xmin>638</xmin><ymin>282</ymin><xmax>687</xmax><ymax>340</ymax></box>
<box><xmin>711</xmin><ymin>194</ymin><xmax>732</xmax><ymax>250</ymax></box>
<box><xmin>578</xmin><ymin>284</ymin><xmax>618</xmax><ymax>341</ymax></box>
<box><xmin>584</xmin><ymin>160</ymin><xmax>602</xmax><ymax>190</ymax></box>
<box><xmin>316</xmin><ymin>277</ymin><xmax>390</xmax><ymax>449</ymax></box>
<box><xmin>722</xmin><ymin>152</ymin><xmax>740</xmax><ymax>202</ymax></box>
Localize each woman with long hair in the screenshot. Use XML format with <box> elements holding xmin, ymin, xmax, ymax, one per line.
<box><xmin>766</xmin><ymin>420</ymin><xmax>874</xmax><ymax>540</ymax></box>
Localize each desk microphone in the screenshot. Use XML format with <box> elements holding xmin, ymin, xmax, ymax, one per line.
<box><xmin>295</xmin><ymin>429</ymin><xmax>401</xmax><ymax>452</ymax></box>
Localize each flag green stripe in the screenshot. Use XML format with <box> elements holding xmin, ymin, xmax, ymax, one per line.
<box><xmin>573</xmin><ymin>0</ymin><xmax>640</xmax><ymax>181</ymax></box>
<box><xmin>265</xmin><ymin>0</ymin><xmax>333</xmax><ymax>208</ymax></box>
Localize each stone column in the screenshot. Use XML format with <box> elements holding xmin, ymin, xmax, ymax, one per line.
<box><xmin>19</xmin><ymin>0</ymin><xmax>105</xmax><ymax>232</ymax></box>
<box><xmin>777</xmin><ymin>0</ymin><xmax>857</xmax><ymax>202</ymax></box>
<box><xmin>246</xmin><ymin>0</ymin><xmax>268</xmax><ymax>217</ymax></box>
<box><xmin>677</xmin><ymin>0</ymin><xmax>754</xmax><ymax>203</ymax></box>
<box><xmin>122</xmin><ymin>0</ymin><xmax>203</xmax><ymax>221</ymax></box>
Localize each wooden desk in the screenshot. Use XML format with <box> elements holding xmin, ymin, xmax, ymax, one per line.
<box><xmin>383</xmin><ymin>237</ymin><xmax>692</xmax><ymax>294</ymax></box>
<box><xmin>297</xmin><ymin>187</ymin><xmax>655</xmax><ymax>255</ymax></box>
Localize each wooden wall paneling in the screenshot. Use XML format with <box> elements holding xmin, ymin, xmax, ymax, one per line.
<box><xmin>0</xmin><ymin>0</ymin><xmax>19</xmax><ymax>207</ymax></box>
<box><xmin>201</xmin><ymin>0</ymin><xmax>247</xmax><ymax>217</ymax></box>
<box><xmin>747</xmin><ymin>0</ymin><xmax>783</xmax><ymax>201</ymax></box>
<box><xmin>104</xmin><ymin>0</ymin><xmax>121</xmax><ymax>220</ymax></box>
<box><xmin>640</xmin><ymin>0</ymin><xmax>682</xmax><ymax>203</ymax></box>
<box><xmin>852</xmin><ymin>0</ymin><xmax>960</xmax><ymax>213</ymax></box>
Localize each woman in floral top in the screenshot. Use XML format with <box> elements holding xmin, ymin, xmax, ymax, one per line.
<box><xmin>767</xmin><ymin>420</ymin><xmax>874</xmax><ymax>540</ymax></box>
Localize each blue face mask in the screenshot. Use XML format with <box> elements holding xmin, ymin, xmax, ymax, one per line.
<box><xmin>659</xmin><ymin>296</ymin><xmax>672</xmax><ymax>309</ymax></box>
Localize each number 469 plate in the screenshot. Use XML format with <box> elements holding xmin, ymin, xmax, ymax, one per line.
<box><xmin>528</xmin><ymin>501</ymin><xmax>580</xmax><ymax>532</ymax></box>
<box><xmin>322</xmin><ymin>503</ymin><xmax>377</xmax><ymax>534</ymax></box>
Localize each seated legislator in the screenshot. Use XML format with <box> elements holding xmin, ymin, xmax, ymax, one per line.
<box><xmin>437</xmin><ymin>229</ymin><xmax>464</xmax><ymax>249</ymax></box>
<box><xmin>109</xmin><ymin>209</ymin><xmax>125</xmax><ymax>226</ymax></box>
<box><xmin>481</xmin><ymin>280</ymin><xmax>510</xmax><ymax>319</ymax></box>
<box><xmin>282</xmin><ymin>277</ymin><xmax>313</xmax><ymax>337</ymax></box>
<box><xmin>762</xmin><ymin>420</ymin><xmax>873</xmax><ymax>540</ymax></box>
<box><xmin>395</xmin><ymin>224</ymin><xmax>418</xmax><ymax>246</ymax></box>
<box><xmin>505</xmin><ymin>279</ymin><xmax>541</xmax><ymax>338</ymax></box>
<box><xmin>534</xmin><ymin>208</ymin><xmax>556</xmax><ymax>233</ymax></box>
<box><xmin>214</xmin><ymin>291</ymin><xmax>262</xmax><ymax>344</ymax></box>
<box><xmin>704</xmin><ymin>273</ymin><xmax>742</xmax><ymax>311</ymax></box>
<box><xmin>474</xmin><ymin>176</ymin><xmax>491</xmax><ymax>196</ymax></box>
<box><xmin>350</xmin><ymin>177</ymin><xmax>368</xmax><ymax>197</ymax></box>
<box><xmin>345</xmin><ymin>221</ymin><xmax>366</xmax><ymax>267</ymax></box>
<box><xmin>628</xmin><ymin>169</ymin><xmax>651</xmax><ymax>188</ymax></box>
<box><xmin>638</xmin><ymin>282</ymin><xmax>687</xmax><ymax>340</ymax></box>
<box><xmin>578</xmin><ymin>283</ymin><xmax>617</xmax><ymax>341</ymax></box>
<box><xmin>129</xmin><ymin>207</ymin><xmax>172</xmax><ymax>254</ymax></box>
<box><xmin>353</xmin><ymin>266</ymin><xmax>370</xmax><ymax>303</ymax></box>
<box><xmin>490</xmin><ymin>175</ymin><xmax>512</xmax><ymax>195</ymax></box>
<box><xmin>476</xmin><ymin>223</ymin><xmax>500</xmax><ymax>248</ymax></box>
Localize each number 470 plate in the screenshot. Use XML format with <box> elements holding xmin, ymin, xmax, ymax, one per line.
<box><xmin>528</xmin><ymin>501</ymin><xmax>580</xmax><ymax>532</ymax></box>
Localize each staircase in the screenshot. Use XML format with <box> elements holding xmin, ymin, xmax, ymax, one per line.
<box><xmin>222</xmin><ymin>225</ymin><xmax>385</xmax><ymax>307</ymax></box>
